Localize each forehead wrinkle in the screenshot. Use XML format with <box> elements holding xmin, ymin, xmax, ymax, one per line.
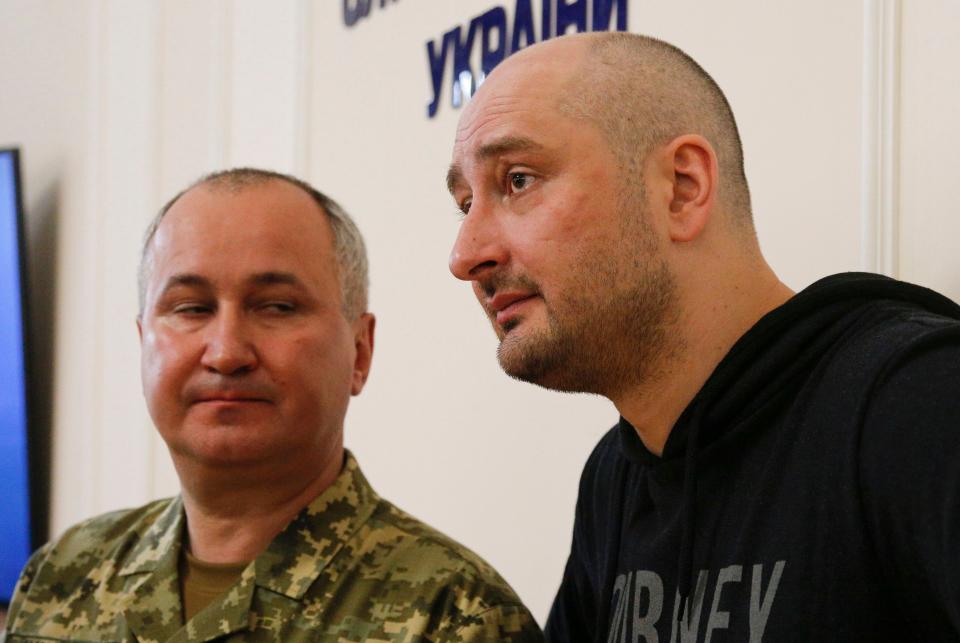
<box><xmin>455</xmin><ymin>94</ymin><xmax>539</xmax><ymax>145</ymax></box>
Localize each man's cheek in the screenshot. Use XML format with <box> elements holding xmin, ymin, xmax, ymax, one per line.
<box><xmin>472</xmin><ymin>282</ymin><xmax>486</xmax><ymax>303</ymax></box>
<box><xmin>472</xmin><ymin>286</ymin><xmax>496</xmax><ymax>321</ymax></box>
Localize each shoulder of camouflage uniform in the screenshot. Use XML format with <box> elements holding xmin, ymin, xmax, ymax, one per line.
<box><xmin>364</xmin><ymin>498</ymin><xmax>544</xmax><ymax>640</ymax></box>
<box><xmin>5</xmin><ymin>498</ymin><xmax>177</xmax><ymax>625</ymax></box>
<box><xmin>371</xmin><ymin>498</ymin><xmax>514</xmax><ymax>597</ymax></box>
<box><xmin>4</xmin><ymin>540</ymin><xmax>52</xmax><ymax>628</ymax></box>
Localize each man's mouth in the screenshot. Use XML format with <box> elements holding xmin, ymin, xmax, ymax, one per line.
<box><xmin>488</xmin><ymin>292</ymin><xmax>538</xmax><ymax>327</ymax></box>
<box><xmin>192</xmin><ymin>393</ymin><xmax>272</xmax><ymax>405</ymax></box>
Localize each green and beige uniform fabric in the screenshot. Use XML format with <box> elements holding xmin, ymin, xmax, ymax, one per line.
<box><xmin>179</xmin><ymin>552</ymin><xmax>247</xmax><ymax>621</ymax></box>
<box><xmin>3</xmin><ymin>452</ymin><xmax>543</xmax><ymax>642</ymax></box>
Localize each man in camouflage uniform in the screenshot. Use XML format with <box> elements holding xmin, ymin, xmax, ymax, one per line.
<box><xmin>4</xmin><ymin>170</ymin><xmax>542</xmax><ymax>642</ymax></box>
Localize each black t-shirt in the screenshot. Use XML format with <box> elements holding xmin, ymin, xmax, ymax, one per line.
<box><xmin>545</xmin><ymin>273</ymin><xmax>960</xmax><ymax>642</ymax></box>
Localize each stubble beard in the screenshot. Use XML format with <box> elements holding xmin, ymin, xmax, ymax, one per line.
<box><xmin>495</xmin><ymin>196</ymin><xmax>679</xmax><ymax>398</ymax></box>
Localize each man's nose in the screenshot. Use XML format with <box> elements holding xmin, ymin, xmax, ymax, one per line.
<box><xmin>448</xmin><ymin>201</ymin><xmax>508</xmax><ymax>281</ymax></box>
<box><xmin>200</xmin><ymin>311</ymin><xmax>258</xmax><ymax>375</ymax></box>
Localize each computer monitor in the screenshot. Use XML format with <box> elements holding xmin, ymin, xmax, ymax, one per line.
<box><xmin>0</xmin><ymin>148</ymin><xmax>32</xmax><ymax>604</ymax></box>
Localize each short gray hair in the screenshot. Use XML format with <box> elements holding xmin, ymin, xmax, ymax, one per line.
<box><xmin>138</xmin><ymin>168</ymin><xmax>369</xmax><ymax>320</ymax></box>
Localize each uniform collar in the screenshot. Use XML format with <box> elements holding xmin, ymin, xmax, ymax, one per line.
<box><xmin>114</xmin><ymin>494</ymin><xmax>254</xmax><ymax>641</ymax></box>
<box><xmin>116</xmin><ymin>497</ymin><xmax>188</xmax><ymax>642</ymax></box>
<box><xmin>113</xmin><ymin>451</ymin><xmax>379</xmax><ymax>641</ymax></box>
<box><xmin>254</xmin><ymin>450</ymin><xmax>380</xmax><ymax>599</ymax></box>
<box><xmin>118</xmin><ymin>495</ymin><xmax>185</xmax><ymax>577</ymax></box>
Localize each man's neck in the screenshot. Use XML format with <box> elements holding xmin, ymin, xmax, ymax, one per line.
<box><xmin>175</xmin><ymin>447</ymin><xmax>343</xmax><ymax>564</ymax></box>
<box><xmin>613</xmin><ymin>262</ymin><xmax>793</xmax><ymax>456</ymax></box>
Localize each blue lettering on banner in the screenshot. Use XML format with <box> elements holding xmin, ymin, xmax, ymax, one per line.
<box><xmin>343</xmin><ymin>0</ymin><xmax>400</xmax><ymax>28</ymax></box>
<box><xmin>557</xmin><ymin>0</ymin><xmax>588</xmax><ymax>35</ymax></box>
<box><xmin>511</xmin><ymin>0</ymin><xmax>536</xmax><ymax>52</ymax></box>
<box><xmin>425</xmin><ymin>0</ymin><xmax>629</xmax><ymax>118</ymax></box>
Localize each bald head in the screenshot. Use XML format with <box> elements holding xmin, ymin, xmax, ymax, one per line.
<box><xmin>469</xmin><ymin>32</ymin><xmax>752</xmax><ymax>227</ymax></box>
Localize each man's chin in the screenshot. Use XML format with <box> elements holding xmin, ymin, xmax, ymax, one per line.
<box><xmin>497</xmin><ymin>332</ymin><xmax>560</xmax><ymax>387</ymax></box>
<box><xmin>164</xmin><ymin>424</ymin><xmax>283</xmax><ymax>468</ymax></box>
<box><xmin>495</xmin><ymin>329</ymin><xmax>604</xmax><ymax>394</ymax></box>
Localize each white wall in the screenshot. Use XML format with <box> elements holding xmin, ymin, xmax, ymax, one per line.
<box><xmin>0</xmin><ymin>0</ymin><xmax>95</xmax><ymax>549</ymax></box>
<box><xmin>899</xmin><ymin>0</ymin><xmax>960</xmax><ymax>302</ymax></box>
<box><xmin>2</xmin><ymin>0</ymin><xmax>958</xmax><ymax>624</ymax></box>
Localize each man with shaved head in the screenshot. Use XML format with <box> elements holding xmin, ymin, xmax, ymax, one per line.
<box><xmin>5</xmin><ymin>169</ymin><xmax>542</xmax><ymax>641</ymax></box>
<box><xmin>447</xmin><ymin>32</ymin><xmax>960</xmax><ymax>642</ymax></box>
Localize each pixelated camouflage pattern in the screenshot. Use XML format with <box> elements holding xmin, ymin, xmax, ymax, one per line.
<box><xmin>3</xmin><ymin>452</ymin><xmax>543</xmax><ymax>642</ymax></box>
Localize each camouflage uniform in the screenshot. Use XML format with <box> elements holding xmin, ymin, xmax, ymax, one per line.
<box><xmin>3</xmin><ymin>453</ymin><xmax>543</xmax><ymax>642</ymax></box>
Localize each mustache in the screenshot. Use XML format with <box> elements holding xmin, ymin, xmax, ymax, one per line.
<box><xmin>478</xmin><ymin>273</ymin><xmax>542</xmax><ymax>300</ymax></box>
<box><xmin>184</xmin><ymin>378</ymin><xmax>278</xmax><ymax>403</ymax></box>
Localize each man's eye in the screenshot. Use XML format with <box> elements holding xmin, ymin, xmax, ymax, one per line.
<box><xmin>508</xmin><ymin>173</ymin><xmax>534</xmax><ymax>193</ymax></box>
<box><xmin>261</xmin><ymin>302</ymin><xmax>295</xmax><ymax>314</ymax></box>
<box><xmin>173</xmin><ymin>304</ymin><xmax>211</xmax><ymax>316</ymax></box>
<box><xmin>458</xmin><ymin>198</ymin><xmax>472</xmax><ymax>218</ymax></box>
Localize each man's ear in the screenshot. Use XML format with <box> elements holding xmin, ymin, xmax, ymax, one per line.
<box><xmin>658</xmin><ymin>134</ymin><xmax>718</xmax><ymax>243</ymax></box>
<box><xmin>136</xmin><ymin>316</ymin><xmax>143</xmax><ymax>344</ymax></box>
<box><xmin>350</xmin><ymin>313</ymin><xmax>375</xmax><ymax>396</ymax></box>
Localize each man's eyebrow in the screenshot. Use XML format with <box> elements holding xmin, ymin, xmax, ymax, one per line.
<box><xmin>446</xmin><ymin>136</ymin><xmax>544</xmax><ymax>195</ymax></box>
<box><xmin>476</xmin><ymin>135</ymin><xmax>543</xmax><ymax>160</ymax></box>
<box><xmin>446</xmin><ymin>165</ymin><xmax>464</xmax><ymax>196</ymax></box>
<box><xmin>160</xmin><ymin>273</ymin><xmax>212</xmax><ymax>295</ymax></box>
<box><xmin>159</xmin><ymin>272</ymin><xmax>307</xmax><ymax>295</ymax></box>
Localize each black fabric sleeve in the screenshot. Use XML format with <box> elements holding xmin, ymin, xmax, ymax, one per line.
<box><xmin>544</xmin><ymin>551</ymin><xmax>593</xmax><ymax>643</ymax></box>
<box><xmin>544</xmin><ymin>500</ymin><xmax>595</xmax><ymax>643</ymax></box>
<box><xmin>859</xmin><ymin>325</ymin><xmax>960</xmax><ymax>639</ymax></box>
<box><xmin>545</xmin><ymin>428</ymin><xmax>623</xmax><ymax>643</ymax></box>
